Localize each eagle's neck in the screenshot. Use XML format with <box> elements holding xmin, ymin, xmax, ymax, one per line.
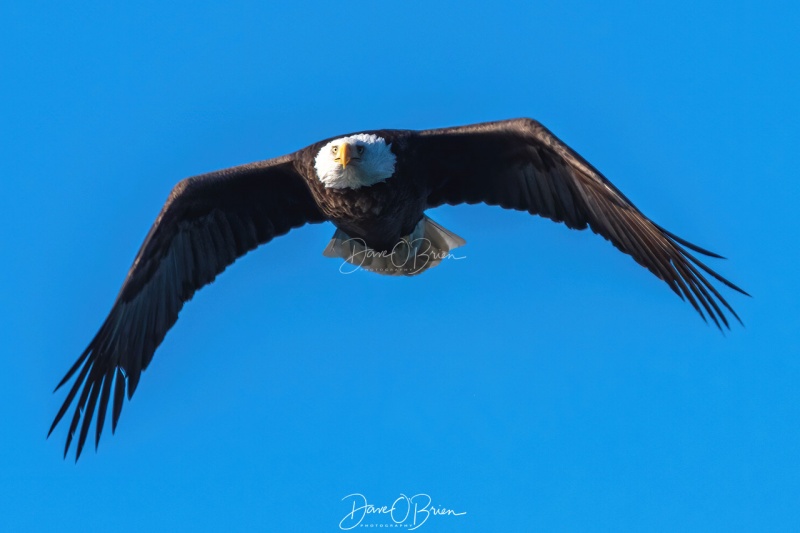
<box><xmin>317</xmin><ymin>165</ymin><xmax>391</xmax><ymax>189</ymax></box>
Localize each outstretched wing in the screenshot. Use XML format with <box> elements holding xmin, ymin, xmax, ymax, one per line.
<box><xmin>50</xmin><ymin>156</ymin><xmax>326</xmax><ymax>460</ymax></box>
<box><xmin>417</xmin><ymin>118</ymin><xmax>747</xmax><ymax>326</ymax></box>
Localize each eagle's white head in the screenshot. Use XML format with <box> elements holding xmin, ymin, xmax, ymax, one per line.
<box><xmin>314</xmin><ymin>134</ymin><xmax>396</xmax><ymax>189</ymax></box>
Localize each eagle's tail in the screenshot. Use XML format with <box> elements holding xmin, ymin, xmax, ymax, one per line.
<box><xmin>323</xmin><ymin>215</ymin><xmax>466</xmax><ymax>276</ymax></box>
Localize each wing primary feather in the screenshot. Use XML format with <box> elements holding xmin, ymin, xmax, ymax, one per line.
<box><xmin>128</xmin><ymin>303</ymin><xmax>146</xmax><ymax>381</ymax></box>
<box><xmin>669</xmin><ymin>261</ymin><xmax>707</xmax><ymax>322</ymax></box>
<box><xmin>671</xmin><ymin>259</ymin><xmax>721</xmax><ymax>328</ymax></box>
<box><xmin>623</xmin><ymin>215</ymin><xmax>684</xmax><ymax>297</ymax></box>
<box><xmin>53</xmin><ymin>345</ymin><xmax>91</xmax><ymax>392</ymax></box>
<box><xmin>593</xmin><ymin>195</ymin><xmax>641</xmax><ymax>258</ymax></box>
<box><xmin>126</xmin><ymin>367</ymin><xmax>141</xmax><ymax>400</ymax></box>
<box><xmin>49</xmin><ymin>355</ymin><xmax>93</xmax><ymax>439</ymax></box>
<box><xmin>95</xmin><ymin>367</ymin><xmax>114</xmax><ymax>449</ymax></box>
<box><xmin>76</xmin><ymin>371</ymin><xmax>103</xmax><ymax>460</ymax></box>
<box><xmin>693</xmin><ymin>275</ymin><xmax>729</xmax><ymax>329</ymax></box>
<box><xmin>594</xmin><ymin>195</ymin><xmax>686</xmax><ymax>302</ymax></box>
<box><xmin>65</xmin><ymin>370</ymin><xmax>95</xmax><ymax>459</ymax></box>
<box><xmin>670</xmin><ymin>244</ymin><xmax>750</xmax><ymax>297</ymax></box>
<box><xmin>679</xmin><ymin>262</ymin><xmax>726</xmax><ymax>329</ymax></box>
<box><xmin>655</xmin><ymin>224</ymin><xmax>724</xmax><ymax>259</ymax></box>
<box><xmin>111</xmin><ymin>369</ymin><xmax>126</xmax><ymax>433</ymax></box>
<box><xmin>679</xmin><ymin>252</ymin><xmax>743</xmax><ymax>326</ymax></box>
<box><xmin>115</xmin><ymin>302</ymin><xmax>133</xmax><ymax>377</ymax></box>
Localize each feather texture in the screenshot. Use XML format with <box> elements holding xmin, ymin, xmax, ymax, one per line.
<box><xmin>51</xmin><ymin>118</ymin><xmax>746</xmax><ymax>461</ymax></box>
<box><xmin>50</xmin><ymin>158</ymin><xmax>325</xmax><ymax>460</ymax></box>
<box><xmin>419</xmin><ymin>118</ymin><xmax>747</xmax><ymax>328</ymax></box>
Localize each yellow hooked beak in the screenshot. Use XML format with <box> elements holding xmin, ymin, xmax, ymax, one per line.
<box><xmin>338</xmin><ymin>143</ymin><xmax>351</xmax><ymax>168</ymax></box>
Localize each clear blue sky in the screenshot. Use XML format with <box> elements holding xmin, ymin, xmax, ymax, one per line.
<box><xmin>2</xmin><ymin>1</ymin><xmax>798</xmax><ymax>531</ymax></box>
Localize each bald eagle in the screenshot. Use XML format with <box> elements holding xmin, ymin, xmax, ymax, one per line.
<box><xmin>50</xmin><ymin>118</ymin><xmax>746</xmax><ymax>460</ymax></box>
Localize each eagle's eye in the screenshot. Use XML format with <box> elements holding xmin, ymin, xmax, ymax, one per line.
<box><xmin>357</xmin><ymin>145</ymin><xmax>364</xmax><ymax>155</ymax></box>
<box><xmin>331</xmin><ymin>145</ymin><xmax>338</xmax><ymax>154</ymax></box>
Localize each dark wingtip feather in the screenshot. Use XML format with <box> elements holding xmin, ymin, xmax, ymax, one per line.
<box><xmin>675</xmin><ymin>245</ymin><xmax>750</xmax><ymax>299</ymax></box>
<box><xmin>75</xmin><ymin>375</ymin><xmax>102</xmax><ymax>461</ymax></box>
<box><xmin>95</xmin><ymin>368</ymin><xmax>114</xmax><ymax>450</ymax></box>
<box><xmin>64</xmin><ymin>410</ymin><xmax>79</xmax><ymax>459</ymax></box>
<box><xmin>655</xmin><ymin>224</ymin><xmax>725</xmax><ymax>259</ymax></box>
<box><xmin>49</xmin><ymin>355</ymin><xmax>93</xmax><ymax>440</ymax></box>
<box><xmin>660</xmin><ymin>232</ymin><xmax>747</xmax><ymax>331</ymax></box>
<box><xmin>127</xmin><ymin>370</ymin><xmax>140</xmax><ymax>400</ymax></box>
<box><xmin>112</xmin><ymin>369</ymin><xmax>126</xmax><ymax>434</ymax></box>
<box><xmin>47</xmin><ymin>413</ymin><xmax>62</xmax><ymax>440</ymax></box>
<box><xmin>67</xmin><ymin>377</ymin><xmax>94</xmax><ymax>461</ymax></box>
<box><xmin>53</xmin><ymin>346</ymin><xmax>91</xmax><ymax>393</ymax></box>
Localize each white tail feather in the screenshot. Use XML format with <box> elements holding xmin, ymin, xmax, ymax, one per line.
<box><xmin>323</xmin><ymin>216</ymin><xmax>466</xmax><ymax>276</ymax></box>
